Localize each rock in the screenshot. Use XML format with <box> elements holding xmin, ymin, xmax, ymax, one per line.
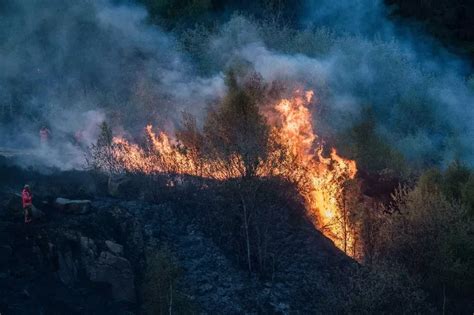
<box><xmin>89</xmin><ymin>251</ymin><xmax>136</xmax><ymax>303</ymax></box>
<box><xmin>79</xmin><ymin>236</ymin><xmax>98</xmax><ymax>267</ymax></box>
<box><xmin>54</xmin><ymin>198</ymin><xmax>91</xmax><ymax>214</ymax></box>
<box><xmin>105</xmin><ymin>240</ymin><xmax>124</xmax><ymax>256</ymax></box>
<box><xmin>57</xmin><ymin>250</ymin><xmax>78</xmax><ymax>286</ymax></box>
<box><xmin>79</xmin><ymin>236</ymin><xmax>98</xmax><ymax>276</ymax></box>
<box><xmin>80</xmin><ymin>236</ymin><xmax>97</xmax><ymax>254</ymax></box>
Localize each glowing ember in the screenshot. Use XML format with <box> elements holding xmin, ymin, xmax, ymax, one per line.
<box><xmin>108</xmin><ymin>89</ymin><xmax>357</xmax><ymax>254</ymax></box>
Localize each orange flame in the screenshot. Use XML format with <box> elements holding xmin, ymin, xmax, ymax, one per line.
<box><xmin>265</xmin><ymin>91</ymin><xmax>357</xmax><ymax>253</ymax></box>
<box><xmin>109</xmin><ymin>90</ymin><xmax>357</xmax><ymax>254</ymax></box>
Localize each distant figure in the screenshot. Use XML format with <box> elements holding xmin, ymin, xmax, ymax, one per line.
<box><xmin>22</xmin><ymin>185</ymin><xmax>33</xmax><ymax>224</ymax></box>
<box><xmin>39</xmin><ymin>126</ymin><xmax>51</xmax><ymax>145</ymax></box>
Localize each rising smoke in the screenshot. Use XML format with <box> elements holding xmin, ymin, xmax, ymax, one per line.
<box><xmin>198</xmin><ymin>2</ymin><xmax>474</xmax><ymax>168</ymax></box>
<box><xmin>0</xmin><ymin>0</ymin><xmax>224</xmax><ymax>169</ymax></box>
<box><xmin>0</xmin><ymin>0</ymin><xmax>473</xmax><ymax>170</ymax></box>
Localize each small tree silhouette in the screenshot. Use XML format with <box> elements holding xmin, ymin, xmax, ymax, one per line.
<box><xmin>87</xmin><ymin>121</ymin><xmax>121</xmax><ymax>174</ymax></box>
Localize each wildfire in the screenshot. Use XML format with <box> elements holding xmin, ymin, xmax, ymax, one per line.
<box><xmin>264</xmin><ymin>90</ymin><xmax>357</xmax><ymax>253</ymax></box>
<box><xmin>108</xmin><ymin>90</ymin><xmax>358</xmax><ymax>254</ymax></box>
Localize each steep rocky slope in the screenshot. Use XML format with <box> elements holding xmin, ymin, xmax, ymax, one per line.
<box><xmin>0</xmin><ymin>158</ymin><xmax>354</xmax><ymax>314</ymax></box>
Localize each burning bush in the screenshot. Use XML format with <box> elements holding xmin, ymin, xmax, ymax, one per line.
<box><xmin>88</xmin><ymin>70</ymin><xmax>360</xmax><ymax>255</ymax></box>
<box><xmin>200</xmin><ymin>70</ymin><xmax>270</xmax><ymax>179</ymax></box>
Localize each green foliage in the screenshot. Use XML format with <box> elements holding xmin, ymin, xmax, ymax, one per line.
<box><xmin>417</xmin><ymin>168</ymin><xmax>443</xmax><ymax>192</ymax></box>
<box><xmin>142</xmin><ymin>247</ymin><xmax>195</xmax><ymax>315</ymax></box>
<box><xmin>372</xmin><ymin>177</ymin><xmax>474</xmax><ymax>312</ymax></box>
<box><xmin>418</xmin><ymin>162</ymin><xmax>474</xmax><ymax>215</ymax></box>
<box><xmin>350</xmin><ymin>164</ymin><xmax>474</xmax><ymax>312</ymax></box>
<box><xmin>443</xmin><ymin>161</ymin><xmax>471</xmax><ymax>200</ymax></box>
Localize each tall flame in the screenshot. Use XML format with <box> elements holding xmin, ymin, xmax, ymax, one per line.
<box><xmin>264</xmin><ymin>90</ymin><xmax>357</xmax><ymax>253</ymax></box>
<box><xmin>108</xmin><ymin>90</ymin><xmax>358</xmax><ymax>254</ymax></box>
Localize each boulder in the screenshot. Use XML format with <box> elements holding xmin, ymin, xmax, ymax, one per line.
<box><xmin>80</xmin><ymin>236</ymin><xmax>97</xmax><ymax>253</ymax></box>
<box><xmin>89</xmin><ymin>251</ymin><xmax>136</xmax><ymax>303</ymax></box>
<box><xmin>57</xmin><ymin>250</ymin><xmax>78</xmax><ymax>286</ymax></box>
<box><xmin>54</xmin><ymin>198</ymin><xmax>91</xmax><ymax>215</ymax></box>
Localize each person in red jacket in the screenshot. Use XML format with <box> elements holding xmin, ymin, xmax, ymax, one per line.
<box><xmin>22</xmin><ymin>185</ymin><xmax>33</xmax><ymax>223</ymax></box>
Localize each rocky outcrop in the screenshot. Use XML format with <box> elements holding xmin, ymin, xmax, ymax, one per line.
<box><xmin>89</xmin><ymin>251</ymin><xmax>136</xmax><ymax>303</ymax></box>
<box><xmin>0</xmin><ymin>163</ymin><xmax>355</xmax><ymax>314</ymax></box>
<box><xmin>105</xmin><ymin>240</ymin><xmax>124</xmax><ymax>256</ymax></box>
<box><xmin>52</xmin><ymin>232</ymin><xmax>136</xmax><ymax>303</ymax></box>
<box><xmin>54</xmin><ymin>197</ymin><xmax>92</xmax><ymax>214</ymax></box>
<box><xmin>0</xmin><ymin>196</ymin><xmax>143</xmax><ymax>314</ymax></box>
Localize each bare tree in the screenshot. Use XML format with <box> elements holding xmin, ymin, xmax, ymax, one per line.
<box><xmin>87</xmin><ymin>121</ymin><xmax>122</xmax><ymax>175</ymax></box>
<box><xmin>202</xmin><ymin>70</ymin><xmax>270</xmax><ymax>179</ymax></box>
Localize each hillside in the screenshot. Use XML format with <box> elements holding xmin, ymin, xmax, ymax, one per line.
<box><xmin>1</xmin><ymin>0</ymin><xmax>473</xmax><ymax>313</ymax></box>
<box><xmin>0</xmin><ymin>157</ymin><xmax>357</xmax><ymax>314</ymax></box>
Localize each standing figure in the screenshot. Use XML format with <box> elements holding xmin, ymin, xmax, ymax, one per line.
<box><xmin>22</xmin><ymin>185</ymin><xmax>33</xmax><ymax>223</ymax></box>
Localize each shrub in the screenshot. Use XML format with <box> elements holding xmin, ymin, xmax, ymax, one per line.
<box><xmin>341</xmin><ymin>263</ymin><xmax>430</xmax><ymax>314</ymax></box>
<box><xmin>87</xmin><ymin>122</ymin><xmax>122</xmax><ymax>175</ymax></box>
<box><xmin>372</xmin><ymin>177</ymin><xmax>474</xmax><ymax>313</ymax></box>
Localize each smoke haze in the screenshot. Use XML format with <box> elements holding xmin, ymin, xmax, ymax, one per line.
<box><xmin>0</xmin><ymin>0</ymin><xmax>225</xmax><ymax>169</ymax></box>
<box><xmin>0</xmin><ymin>0</ymin><xmax>473</xmax><ymax>170</ymax></box>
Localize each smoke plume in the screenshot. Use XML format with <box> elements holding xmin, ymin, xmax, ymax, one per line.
<box><xmin>0</xmin><ymin>0</ymin><xmax>473</xmax><ymax>170</ymax></box>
